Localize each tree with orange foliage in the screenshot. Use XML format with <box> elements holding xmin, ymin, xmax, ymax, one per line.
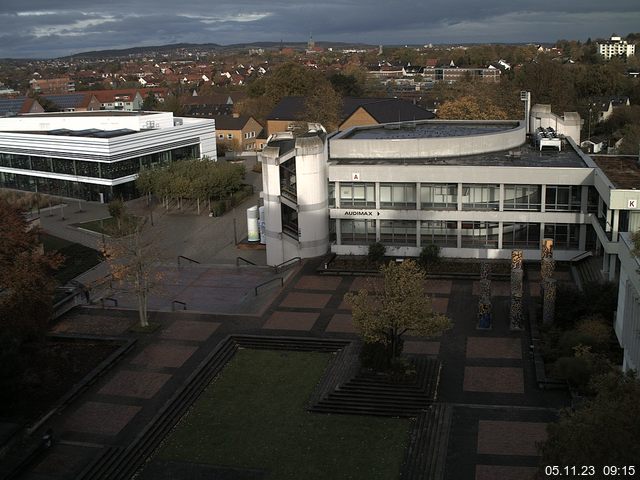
<box><xmin>437</xmin><ymin>95</ymin><xmax>509</xmax><ymax>120</ymax></box>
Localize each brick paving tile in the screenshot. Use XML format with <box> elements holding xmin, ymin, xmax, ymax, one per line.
<box><xmin>98</xmin><ymin>370</ymin><xmax>172</xmax><ymax>399</ymax></box>
<box><xmin>325</xmin><ymin>314</ymin><xmax>356</xmax><ymax>333</ymax></box>
<box><xmin>64</xmin><ymin>402</ymin><xmax>141</xmax><ymax>436</ymax></box>
<box><xmin>262</xmin><ymin>311</ymin><xmax>319</xmax><ymax>331</ymax></box>
<box><xmin>279</xmin><ymin>292</ymin><xmax>332</xmax><ymax>309</ymax></box>
<box><xmin>431</xmin><ymin>297</ymin><xmax>449</xmax><ymax>314</ymax></box>
<box><xmin>294</xmin><ymin>275</ymin><xmax>342</xmax><ymax>291</ymax></box>
<box><xmin>475</xmin><ymin>465</ymin><xmax>537</xmax><ymax>480</ymax></box>
<box><xmin>131</xmin><ymin>344</ymin><xmax>197</xmax><ymax>369</ymax></box>
<box><xmin>349</xmin><ymin>276</ymin><xmax>383</xmax><ymax>291</ymax></box>
<box><xmin>466</xmin><ymin>337</ymin><xmax>522</xmax><ymax>359</ymax></box>
<box><xmin>51</xmin><ymin>315</ymin><xmax>132</xmax><ymax>336</ymax></box>
<box><xmin>472</xmin><ymin>281</ymin><xmax>511</xmax><ymax>297</ymax></box>
<box><xmin>477</xmin><ymin>420</ymin><xmax>548</xmax><ymax>456</ymax></box>
<box><xmin>403</xmin><ymin>340</ymin><xmax>440</xmax><ymax>355</ymax></box>
<box><xmin>338</xmin><ymin>299</ymin><xmax>352</xmax><ymax>310</ymax></box>
<box><xmin>160</xmin><ymin>320</ymin><xmax>220</xmax><ymax>341</ymax></box>
<box><xmin>463</xmin><ymin>367</ymin><xmax>524</xmax><ymax>394</ymax></box>
<box><xmin>423</xmin><ymin>279</ymin><xmax>452</xmax><ymax>295</ymax></box>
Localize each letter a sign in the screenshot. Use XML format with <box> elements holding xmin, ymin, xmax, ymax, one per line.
<box><xmin>628</xmin><ymin>199</ymin><xmax>638</xmax><ymax>209</ymax></box>
<box><xmin>352</xmin><ymin>172</ymin><xmax>360</xmax><ymax>181</ymax></box>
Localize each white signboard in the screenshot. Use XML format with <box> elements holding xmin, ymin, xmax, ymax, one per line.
<box><xmin>628</xmin><ymin>199</ymin><xmax>638</xmax><ymax>209</ymax></box>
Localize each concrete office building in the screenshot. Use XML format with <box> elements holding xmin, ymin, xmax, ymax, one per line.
<box><xmin>598</xmin><ymin>35</ymin><xmax>636</xmax><ymax>60</ymax></box>
<box><xmin>259</xmin><ymin>104</ymin><xmax>640</xmax><ymax>374</ymax></box>
<box><xmin>0</xmin><ymin>111</ymin><xmax>216</xmax><ymax>202</ymax></box>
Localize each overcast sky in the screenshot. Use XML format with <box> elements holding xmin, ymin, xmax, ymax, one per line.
<box><xmin>0</xmin><ymin>0</ymin><xmax>638</xmax><ymax>59</ymax></box>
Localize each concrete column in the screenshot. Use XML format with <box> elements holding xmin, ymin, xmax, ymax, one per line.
<box><xmin>540</xmin><ymin>184</ymin><xmax>546</xmax><ymax>213</ymax></box>
<box><xmin>606</xmin><ymin>208</ymin><xmax>612</xmax><ymax>232</ymax></box>
<box><xmin>609</xmin><ymin>254</ymin><xmax>617</xmax><ymax>282</ymax></box>
<box><xmin>499</xmin><ymin>184</ymin><xmax>505</xmax><ymax>212</ymax></box>
<box><xmin>376</xmin><ymin>218</ymin><xmax>381</xmax><ymax>242</ymax></box>
<box><xmin>335</xmin><ymin>181</ymin><xmax>340</xmax><ymax>208</ymax></box>
<box><xmin>416</xmin><ymin>220</ymin><xmax>422</xmax><ymax>248</ymax></box>
<box><xmin>598</xmin><ymin>196</ymin><xmax>603</xmax><ymax>218</ymax></box>
<box><xmin>335</xmin><ymin>218</ymin><xmax>341</xmax><ymax>245</ymax></box>
<box><xmin>581</xmin><ymin>185</ymin><xmax>589</xmax><ymax>214</ymax></box>
<box><xmin>375</xmin><ymin>182</ymin><xmax>380</xmax><ymax>210</ymax></box>
<box><xmin>457</xmin><ymin>220</ymin><xmax>462</xmax><ymax>249</ymax></box>
<box><xmin>579</xmin><ymin>224</ymin><xmax>587</xmax><ymax>251</ymax></box>
<box><xmin>612</xmin><ymin>210</ymin><xmax>620</xmax><ymax>242</ymax></box>
<box><xmin>416</xmin><ymin>182</ymin><xmax>421</xmax><ymax>211</ymax></box>
<box><xmin>457</xmin><ymin>182</ymin><xmax>463</xmax><ymax>211</ymax></box>
<box><xmin>539</xmin><ymin>223</ymin><xmax>545</xmax><ymax>250</ymax></box>
<box><xmin>498</xmin><ymin>221</ymin><xmax>504</xmax><ymax>249</ymax></box>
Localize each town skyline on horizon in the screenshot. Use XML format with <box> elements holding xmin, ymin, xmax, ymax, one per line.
<box><xmin>0</xmin><ymin>0</ymin><xmax>638</xmax><ymax>59</ymax></box>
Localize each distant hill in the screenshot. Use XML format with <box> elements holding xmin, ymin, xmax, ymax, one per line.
<box><xmin>62</xmin><ymin>41</ymin><xmax>376</xmax><ymax>60</ymax></box>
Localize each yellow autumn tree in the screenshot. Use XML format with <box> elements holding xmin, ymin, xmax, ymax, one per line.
<box><xmin>437</xmin><ymin>95</ymin><xmax>509</xmax><ymax>120</ymax></box>
<box><xmin>345</xmin><ymin>260</ymin><xmax>451</xmax><ymax>362</ymax></box>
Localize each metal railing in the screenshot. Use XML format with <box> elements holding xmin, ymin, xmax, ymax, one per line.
<box><xmin>273</xmin><ymin>257</ymin><xmax>301</xmax><ymax>274</ymax></box>
<box><xmin>254</xmin><ymin>277</ymin><xmax>284</xmax><ymax>296</ymax></box>
<box><xmin>236</xmin><ymin>256</ymin><xmax>257</xmax><ymax>266</ymax></box>
<box><xmin>177</xmin><ymin>255</ymin><xmax>200</xmax><ymax>267</ymax></box>
<box><xmin>172</xmin><ymin>300</ymin><xmax>187</xmax><ymax>311</ymax></box>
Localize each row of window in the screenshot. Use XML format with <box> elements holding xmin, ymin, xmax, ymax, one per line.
<box><xmin>330</xmin><ymin>182</ymin><xmax>597</xmax><ymax>212</ymax></box>
<box><xmin>0</xmin><ymin>145</ymin><xmax>199</xmax><ymax>180</ymax></box>
<box><xmin>337</xmin><ymin>219</ymin><xmax>580</xmax><ymax>249</ymax></box>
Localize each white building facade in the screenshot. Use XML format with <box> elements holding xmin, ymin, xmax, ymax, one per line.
<box><xmin>0</xmin><ymin>111</ymin><xmax>216</xmax><ymax>202</ymax></box>
<box><xmin>598</xmin><ymin>36</ymin><xmax>636</xmax><ymax>60</ymax></box>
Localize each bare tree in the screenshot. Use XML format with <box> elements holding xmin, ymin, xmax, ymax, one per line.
<box><xmin>103</xmin><ymin>217</ymin><xmax>162</xmax><ymax>327</ymax></box>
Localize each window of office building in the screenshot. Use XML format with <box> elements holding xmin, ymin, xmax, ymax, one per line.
<box><xmin>545</xmin><ymin>186</ymin><xmax>581</xmax><ymax>211</ymax></box>
<box><xmin>503</xmin><ymin>185</ymin><xmax>541</xmax><ymax>211</ymax></box>
<box><xmin>502</xmin><ymin>222</ymin><xmax>540</xmax><ymax>248</ymax></box>
<box><xmin>328</xmin><ymin>182</ymin><xmax>335</xmax><ymax>207</ymax></box>
<box><xmin>420</xmin><ymin>220</ymin><xmax>457</xmax><ymax>247</ymax></box>
<box><xmin>462</xmin><ymin>184</ymin><xmax>499</xmax><ymax>210</ymax></box>
<box><xmin>461</xmin><ymin>221</ymin><xmax>500</xmax><ymax>248</ymax></box>
<box><xmin>281</xmin><ymin>204</ymin><xmax>298</xmax><ymax>239</ymax></box>
<box><xmin>380</xmin><ymin>220</ymin><xmax>416</xmax><ymax>246</ymax></box>
<box><xmin>380</xmin><ymin>183</ymin><xmax>416</xmax><ymax>209</ymax></box>
<box><xmin>340</xmin><ymin>219</ymin><xmax>376</xmax><ymax>244</ymax></box>
<box><xmin>420</xmin><ymin>183</ymin><xmax>457</xmax><ymax>210</ymax></box>
<box><xmin>279</xmin><ymin>159</ymin><xmax>297</xmax><ymax>201</ymax></box>
<box><xmin>30</xmin><ymin>156</ymin><xmax>52</xmax><ymax>173</ymax></box>
<box><xmin>544</xmin><ymin>223</ymin><xmax>579</xmax><ymax>249</ymax></box>
<box><xmin>52</xmin><ymin>158</ymin><xmax>76</xmax><ymax>175</ymax></box>
<box><xmin>587</xmin><ymin>186</ymin><xmax>599</xmax><ymax>213</ymax></box>
<box><xmin>339</xmin><ymin>182</ymin><xmax>375</xmax><ymax>208</ymax></box>
<box><xmin>75</xmin><ymin>160</ymin><xmax>101</xmax><ymax>178</ymax></box>
<box><xmin>101</xmin><ymin>158</ymin><xmax>139</xmax><ymax>179</ymax></box>
<box><xmin>0</xmin><ymin>153</ymin><xmax>30</xmax><ymax>170</ymax></box>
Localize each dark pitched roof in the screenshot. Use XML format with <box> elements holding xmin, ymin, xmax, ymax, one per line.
<box><xmin>0</xmin><ymin>97</ymin><xmax>30</xmax><ymax>116</ymax></box>
<box><xmin>42</xmin><ymin>93</ymin><xmax>95</xmax><ymax>109</ymax></box>
<box><xmin>267</xmin><ymin>96</ymin><xmax>306</xmax><ymax>120</ymax></box>
<box><xmin>212</xmin><ymin>115</ymin><xmax>256</xmax><ymax>130</ymax></box>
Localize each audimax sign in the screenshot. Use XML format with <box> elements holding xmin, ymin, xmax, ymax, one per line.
<box><xmin>343</xmin><ymin>210</ymin><xmax>380</xmax><ymax>216</ymax></box>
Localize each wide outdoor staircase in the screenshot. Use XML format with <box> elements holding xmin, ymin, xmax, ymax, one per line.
<box><xmin>310</xmin><ymin>357</ymin><xmax>441</xmax><ymax>417</ymax></box>
<box><xmin>400</xmin><ymin>403</ymin><xmax>453</xmax><ymax>480</ymax></box>
<box><xmin>571</xmin><ymin>254</ymin><xmax>604</xmax><ymax>290</ymax></box>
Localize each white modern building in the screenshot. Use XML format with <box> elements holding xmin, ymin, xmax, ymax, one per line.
<box><xmin>598</xmin><ymin>35</ymin><xmax>636</xmax><ymax>60</ymax></box>
<box><xmin>259</xmin><ymin>105</ymin><xmax>640</xmax><ymax>374</ymax></box>
<box><xmin>0</xmin><ymin>111</ymin><xmax>216</xmax><ymax>202</ymax></box>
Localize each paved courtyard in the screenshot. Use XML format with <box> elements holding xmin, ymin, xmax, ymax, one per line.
<box><xmin>20</xmin><ymin>258</ymin><xmax>569</xmax><ymax>480</ymax></box>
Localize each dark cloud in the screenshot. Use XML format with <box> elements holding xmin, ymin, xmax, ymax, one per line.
<box><xmin>0</xmin><ymin>1</ymin><xmax>638</xmax><ymax>58</ymax></box>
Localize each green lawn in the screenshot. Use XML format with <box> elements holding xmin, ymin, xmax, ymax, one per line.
<box><xmin>42</xmin><ymin>233</ymin><xmax>102</xmax><ymax>285</ymax></box>
<box><xmin>157</xmin><ymin>349</ymin><xmax>410</xmax><ymax>479</ymax></box>
<box><xmin>73</xmin><ymin>215</ymin><xmax>138</xmax><ymax>237</ymax></box>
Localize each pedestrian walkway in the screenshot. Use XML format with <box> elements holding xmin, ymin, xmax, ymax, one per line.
<box><xmin>19</xmin><ymin>258</ymin><xmax>569</xmax><ymax>480</ymax></box>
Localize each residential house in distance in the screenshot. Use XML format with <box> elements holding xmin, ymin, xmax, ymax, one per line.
<box><xmin>29</xmin><ymin>77</ymin><xmax>75</xmax><ymax>94</ymax></box>
<box><xmin>598</xmin><ymin>35</ymin><xmax>636</xmax><ymax>60</ymax></box>
<box><xmin>0</xmin><ymin>97</ymin><xmax>44</xmax><ymax>117</ymax></box>
<box><xmin>91</xmin><ymin>89</ymin><xmax>144</xmax><ymax>111</ymax></box>
<box><xmin>42</xmin><ymin>93</ymin><xmax>101</xmax><ymax>112</ymax></box>
<box><xmin>213</xmin><ymin>115</ymin><xmax>263</xmax><ymax>152</ymax></box>
<box><xmin>592</xmin><ymin>96</ymin><xmax>631</xmax><ymax>123</ymax></box>
<box><xmin>266</xmin><ymin>96</ymin><xmax>435</xmax><ymax>136</ymax></box>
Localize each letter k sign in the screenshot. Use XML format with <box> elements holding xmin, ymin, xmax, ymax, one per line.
<box><xmin>629</xmin><ymin>199</ymin><xmax>637</xmax><ymax>209</ymax></box>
